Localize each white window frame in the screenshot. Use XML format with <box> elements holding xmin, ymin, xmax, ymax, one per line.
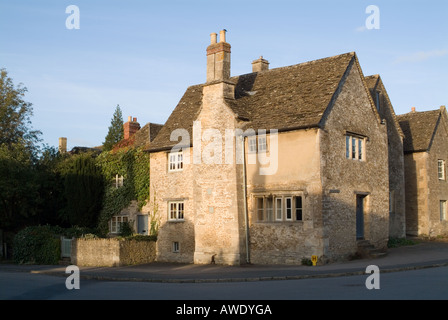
<box><xmin>168</xmin><ymin>201</ymin><xmax>184</xmax><ymax>221</ymax></box>
<box><xmin>438</xmin><ymin>160</ymin><xmax>446</xmax><ymax>180</ymax></box>
<box><xmin>275</xmin><ymin>197</ymin><xmax>283</xmax><ymax>221</ymax></box>
<box><xmin>256</xmin><ymin>197</ymin><xmax>264</xmax><ymax>221</ymax></box>
<box><xmin>168</xmin><ymin>150</ymin><xmax>183</xmax><ymax>172</ymax></box>
<box><xmin>266</xmin><ymin>197</ymin><xmax>274</xmax><ymax>221</ymax></box>
<box><xmin>440</xmin><ymin>200</ymin><xmax>447</xmax><ymax>221</ymax></box>
<box><xmin>114</xmin><ymin>174</ymin><xmax>124</xmax><ymax>188</ymax></box>
<box><xmin>110</xmin><ymin>216</ymin><xmax>129</xmax><ymax>234</ymax></box>
<box><xmin>346</xmin><ymin>134</ymin><xmax>365</xmax><ymax>161</ymax></box>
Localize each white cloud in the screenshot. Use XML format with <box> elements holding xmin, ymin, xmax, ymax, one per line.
<box><xmin>394</xmin><ymin>49</ymin><xmax>448</xmax><ymax>64</ymax></box>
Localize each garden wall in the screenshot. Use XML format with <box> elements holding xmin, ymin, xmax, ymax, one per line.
<box><xmin>71</xmin><ymin>238</ymin><xmax>156</xmax><ymax>267</ymax></box>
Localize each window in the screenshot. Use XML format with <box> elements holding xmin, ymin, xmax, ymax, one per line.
<box><xmin>295</xmin><ymin>196</ymin><xmax>303</xmax><ymax>221</ymax></box>
<box><xmin>256</xmin><ymin>195</ymin><xmax>303</xmax><ymax>222</ymax></box>
<box><xmin>248</xmin><ymin>135</ymin><xmax>268</xmax><ymax>153</ymax></box>
<box><xmin>168</xmin><ymin>201</ymin><xmax>184</xmax><ymax>221</ymax></box>
<box><xmin>438</xmin><ymin>160</ymin><xmax>446</xmax><ymax>180</ymax></box>
<box><xmin>346</xmin><ymin>134</ymin><xmax>365</xmax><ymax>161</ymax></box>
<box><xmin>285</xmin><ymin>197</ymin><xmax>292</xmax><ymax>220</ymax></box>
<box><xmin>168</xmin><ymin>150</ymin><xmax>183</xmax><ymax>172</ymax></box>
<box><xmin>266</xmin><ymin>198</ymin><xmax>273</xmax><ymax>221</ymax></box>
<box><xmin>110</xmin><ymin>216</ymin><xmax>128</xmax><ymax>233</ymax></box>
<box><xmin>248</xmin><ymin>136</ymin><xmax>257</xmax><ymax>153</ymax></box>
<box><xmin>258</xmin><ymin>135</ymin><xmax>267</xmax><ymax>153</ymax></box>
<box><xmin>173</xmin><ymin>242</ymin><xmax>180</xmax><ymax>253</ymax></box>
<box><xmin>256</xmin><ymin>197</ymin><xmax>264</xmax><ymax>221</ymax></box>
<box><xmin>275</xmin><ymin>197</ymin><xmax>283</xmax><ymax>221</ymax></box>
<box><xmin>440</xmin><ymin>201</ymin><xmax>447</xmax><ymax>221</ymax></box>
<box><xmin>113</xmin><ymin>174</ymin><xmax>124</xmax><ymax>188</ymax></box>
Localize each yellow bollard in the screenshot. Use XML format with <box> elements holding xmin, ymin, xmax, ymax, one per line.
<box><xmin>311</xmin><ymin>255</ymin><xmax>318</xmax><ymax>266</ymax></box>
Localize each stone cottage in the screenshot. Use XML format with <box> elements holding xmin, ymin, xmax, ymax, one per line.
<box><xmin>364</xmin><ymin>75</ymin><xmax>406</xmax><ymax>238</ymax></box>
<box><xmin>107</xmin><ymin>116</ymin><xmax>163</xmax><ymax>236</ymax></box>
<box><xmin>397</xmin><ymin>106</ymin><xmax>448</xmax><ymax>237</ymax></box>
<box><xmin>145</xmin><ymin>30</ymin><xmax>400</xmax><ymax>265</ymax></box>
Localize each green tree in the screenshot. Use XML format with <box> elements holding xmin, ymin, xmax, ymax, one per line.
<box><xmin>102</xmin><ymin>104</ymin><xmax>124</xmax><ymax>151</ymax></box>
<box><xmin>0</xmin><ymin>68</ymin><xmax>41</xmax><ymax>153</ymax></box>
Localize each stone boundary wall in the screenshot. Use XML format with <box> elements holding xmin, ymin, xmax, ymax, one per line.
<box><xmin>71</xmin><ymin>238</ymin><xmax>156</xmax><ymax>267</ymax></box>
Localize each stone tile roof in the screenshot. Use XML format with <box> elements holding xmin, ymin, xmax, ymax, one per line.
<box><xmin>147</xmin><ymin>52</ymin><xmax>358</xmax><ymax>152</ymax></box>
<box><xmin>397</xmin><ymin>109</ymin><xmax>441</xmax><ymax>152</ymax></box>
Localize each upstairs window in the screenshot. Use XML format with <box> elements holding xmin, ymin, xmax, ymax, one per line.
<box><xmin>346</xmin><ymin>134</ymin><xmax>365</xmax><ymax>161</ymax></box>
<box><xmin>168</xmin><ymin>150</ymin><xmax>183</xmax><ymax>172</ymax></box>
<box><xmin>438</xmin><ymin>160</ymin><xmax>446</xmax><ymax>180</ymax></box>
<box><xmin>114</xmin><ymin>174</ymin><xmax>124</xmax><ymax>188</ymax></box>
<box><xmin>168</xmin><ymin>201</ymin><xmax>184</xmax><ymax>221</ymax></box>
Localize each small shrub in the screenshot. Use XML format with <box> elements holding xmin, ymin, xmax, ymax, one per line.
<box><xmin>13</xmin><ymin>225</ymin><xmax>61</xmax><ymax>265</ymax></box>
<box><xmin>301</xmin><ymin>258</ymin><xmax>312</xmax><ymax>266</ymax></box>
<box><xmin>387</xmin><ymin>237</ymin><xmax>418</xmax><ymax>248</ymax></box>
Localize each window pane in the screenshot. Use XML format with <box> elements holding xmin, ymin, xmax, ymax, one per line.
<box><xmin>358</xmin><ymin>138</ymin><xmax>362</xmax><ymax>160</ymax></box>
<box><xmin>276</xmin><ymin>198</ymin><xmax>282</xmax><ymax>220</ymax></box>
<box><xmin>266</xmin><ymin>198</ymin><xmax>273</xmax><ymax>221</ymax></box>
<box><xmin>352</xmin><ymin>137</ymin><xmax>356</xmax><ymax>159</ymax></box>
<box><xmin>285</xmin><ymin>197</ymin><xmax>292</xmax><ymax>220</ymax></box>
<box><xmin>256</xmin><ymin>198</ymin><xmax>264</xmax><ymax>221</ymax></box>
<box><xmin>178</xmin><ymin>202</ymin><xmax>184</xmax><ymax>219</ymax></box>
<box><xmin>346</xmin><ymin>136</ymin><xmax>350</xmax><ymax>159</ymax></box>
<box><xmin>295</xmin><ymin>196</ymin><xmax>303</xmax><ymax>221</ymax></box>
<box><xmin>258</xmin><ymin>136</ymin><xmax>267</xmax><ymax>152</ymax></box>
<box><xmin>249</xmin><ymin>137</ymin><xmax>257</xmax><ymax>152</ymax></box>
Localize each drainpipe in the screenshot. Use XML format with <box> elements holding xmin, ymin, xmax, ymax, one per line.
<box><xmin>241</xmin><ymin>134</ymin><xmax>250</xmax><ymax>264</ymax></box>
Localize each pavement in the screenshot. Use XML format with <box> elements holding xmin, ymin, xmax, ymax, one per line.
<box><xmin>1</xmin><ymin>240</ymin><xmax>448</xmax><ymax>283</ymax></box>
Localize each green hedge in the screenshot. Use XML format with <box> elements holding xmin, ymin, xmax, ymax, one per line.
<box><xmin>13</xmin><ymin>225</ymin><xmax>61</xmax><ymax>264</ymax></box>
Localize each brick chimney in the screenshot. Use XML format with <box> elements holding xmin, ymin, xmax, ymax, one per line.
<box><xmin>58</xmin><ymin>137</ymin><xmax>67</xmax><ymax>153</ymax></box>
<box><xmin>123</xmin><ymin>116</ymin><xmax>140</xmax><ymax>140</ymax></box>
<box><xmin>252</xmin><ymin>56</ymin><xmax>269</xmax><ymax>72</ymax></box>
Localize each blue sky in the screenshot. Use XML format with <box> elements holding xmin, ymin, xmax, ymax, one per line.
<box><xmin>1</xmin><ymin>0</ymin><xmax>447</xmax><ymax>150</ymax></box>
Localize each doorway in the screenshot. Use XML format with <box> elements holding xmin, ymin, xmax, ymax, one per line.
<box><xmin>356</xmin><ymin>195</ymin><xmax>366</xmax><ymax>240</ymax></box>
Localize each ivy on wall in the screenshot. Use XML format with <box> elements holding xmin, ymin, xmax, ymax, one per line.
<box><xmin>96</xmin><ymin>147</ymin><xmax>150</xmax><ymax>236</ymax></box>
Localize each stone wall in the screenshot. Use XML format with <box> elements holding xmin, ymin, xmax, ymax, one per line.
<box><xmin>319</xmin><ymin>60</ymin><xmax>389</xmax><ymax>260</ymax></box>
<box><xmin>246</xmin><ymin>128</ymin><xmax>324</xmax><ymax>264</ymax></box>
<box><xmin>71</xmin><ymin>238</ymin><xmax>156</xmax><ymax>267</ymax></box>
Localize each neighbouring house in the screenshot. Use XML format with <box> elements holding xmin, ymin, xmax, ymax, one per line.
<box><xmin>145</xmin><ymin>30</ymin><xmax>401</xmax><ymax>265</ymax></box>
<box><xmin>397</xmin><ymin>106</ymin><xmax>448</xmax><ymax>237</ymax></box>
<box><xmin>364</xmin><ymin>75</ymin><xmax>406</xmax><ymax>238</ymax></box>
<box><xmin>106</xmin><ymin>116</ymin><xmax>163</xmax><ymax>236</ymax></box>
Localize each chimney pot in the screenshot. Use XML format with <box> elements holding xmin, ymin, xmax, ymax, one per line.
<box><xmin>128</xmin><ymin>116</ymin><xmax>132</xmax><ymax>122</ymax></box>
<box><xmin>219</xmin><ymin>29</ymin><xmax>227</xmax><ymax>43</ymax></box>
<box><xmin>210</xmin><ymin>33</ymin><xmax>217</xmax><ymax>44</ymax></box>
<box><xmin>411</xmin><ymin>107</ymin><xmax>416</xmax><ymax>112</ymax></box>
<box><xmin>133</xmin><ymin>117</ymin><xmax>137</xmax><ymax>122</ymax></box>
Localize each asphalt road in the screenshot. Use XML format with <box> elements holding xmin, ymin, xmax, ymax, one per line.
<box><xmin>1</xmin><ymin>265</ymin><xmax>447</xmax><ymax>300</ymax></box>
